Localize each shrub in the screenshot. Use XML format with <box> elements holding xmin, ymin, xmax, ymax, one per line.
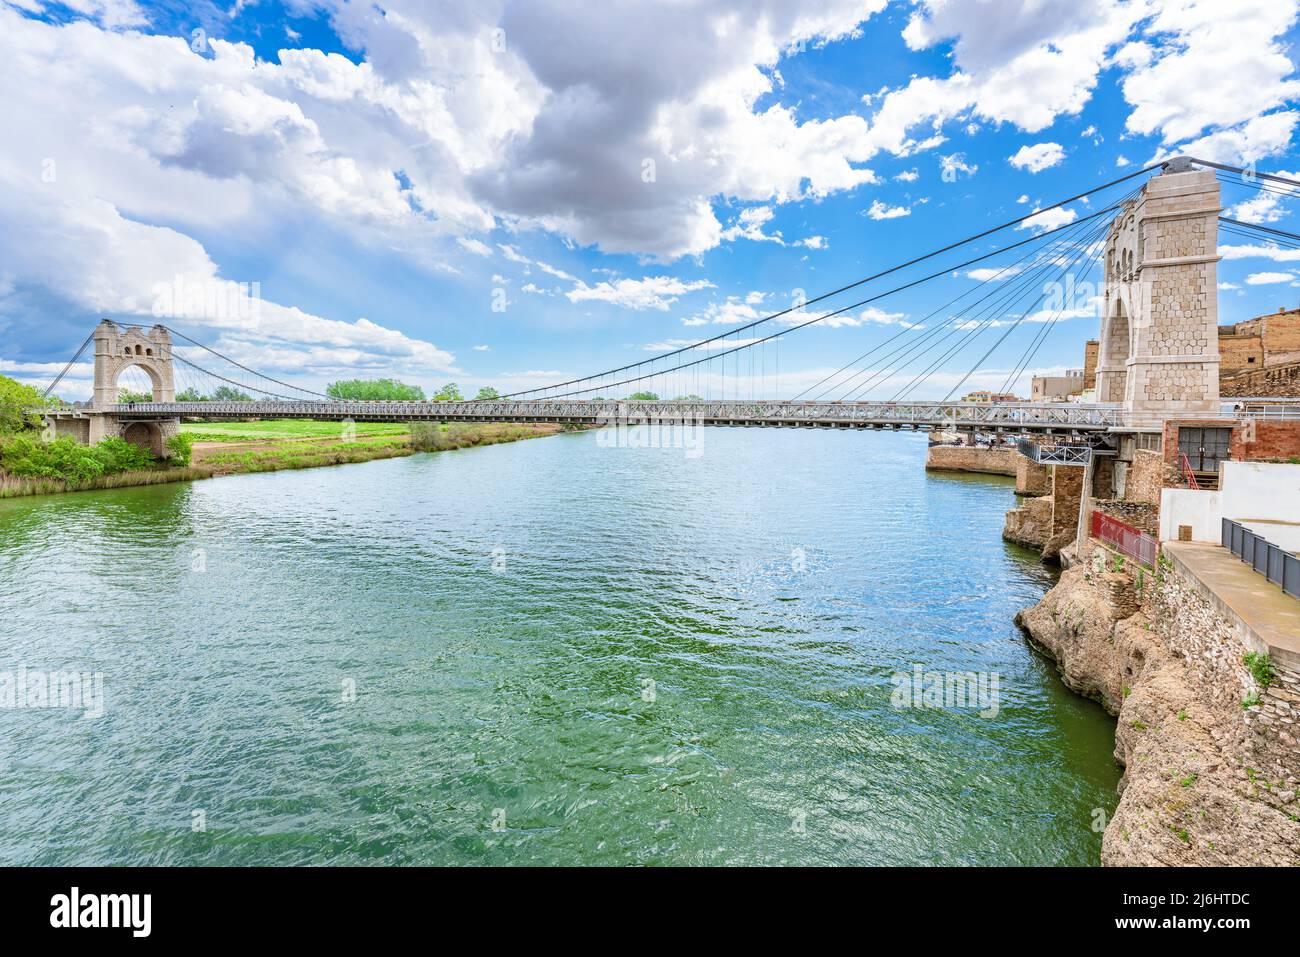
<box><xmin>1243</xmin><ymin>651</ymin><xmax>1275</xmax><ymax>690</ymax></box>
<box><xmin>96</xmin><ymin>437</ymin><xmax>155</xmax><ymax>473</ymax></box>
<box><xmin>1</xmin><ymin>435</ymin><xmax>107</xmax><ymax>484</ymax></box>
<box><xmin>0</xmin><ymin>434</ymin><xmax>158</xmax><ymax>484</ymax></box>
<box><xmin>166</xmin><ymin>432</ymin><xmax>193</xmax><ymax>466</ymax></box>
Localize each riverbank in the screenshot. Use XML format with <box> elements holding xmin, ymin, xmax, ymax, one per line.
<box><xmin>1016</xmin><ymin>544</ymin><xmax>1300</xmax><ymax>865</ymax></box>
<box><xmin>0</xmin><ymin>421</ymin><xmax>564</xmax><ymax>498</ymax></box>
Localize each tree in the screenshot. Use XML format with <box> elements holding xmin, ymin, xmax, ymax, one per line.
<box><xmin>117</xmin><ymin>388</ymin><xmax>154</xmax><ymax>404</ymax></box>
<box><xmin>673</xmin><ymin>394</ymin><xmax>703</xmax><ymax>401</ymax></box>
<box><xmin>434</xmin><ymin>383</ymin><xmax>464</xmax><ymax>401</ymax></box>
<box><xmin>212</xmin><ymin>385</ymin><xmax>253</xmax><ymax>401</ymax></box>
<box><xmin>0</xmin><ymin>374</ymin><xmax>48</xmax><ymax>435</ymax></box>
<box><xmin>627</xmin><ymin>391</ymin><xmax>659</xmax><ymax>401</ymax></box>
<box><xmin>326</xmin><ymin>378</ymin><xmax>425</xmax><ymax>401</ymax></box>
<box><xmin>176</xmin><ymin>387</ymin><xmax>207</xmax><ymax>402</ymax></box>
<box><xmin>473</xmin><ymin>386</ymin><xmax>500</xmax><ymax>400</ymax></box>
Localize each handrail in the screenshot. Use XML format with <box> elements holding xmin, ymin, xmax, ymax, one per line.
<box><xmin>80</xmin><ymin>399</ymin><xmax>1128</xmax><ymax>431</ymax></box>
<box><xmin>1222</xmin><ymin>518</ymin><xmax>1300</xmax><ymax>600</ymax></box>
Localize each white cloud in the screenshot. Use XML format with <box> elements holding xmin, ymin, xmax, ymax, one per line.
<box><xmin>473</xmin><ymin>344</ymin><xmax>490</xmax><ymax>350</ymax></box>
<box><xmin>0</xmin><ymin>167</ymin><xmax>457</xmax><ymax>379</ymax></box>
<box><xmin>1223</xmin><ymin>170</ymin><xmax>1300</xmax><ymax>223</ymax></box>
<box><xmin>686</xmin><ymin>297</ymin><xmax>765</xmax><ymax>326</ymax></box>
<box><xmin>566</xmin><ymin>276</ymin><xmax>715</xmax><ymax>311</ymax></box>
<box><xmin>895</xmin><ymin>168</ymin><xmax>919</xmax><ymax>182</ymax></box>
<box><xmin>1218</xmin><ymin>243</ymin><xmax>1300</xmax><ymax>263</ymax></box>
<box><xmin>1123</xmin><ymin>0</ymin><xmax>1300</xmax><ymax>162</ymax></box>
<box><xmin>1245</xmin><ymin>271</ymin><xmax>1297</xmax><ymax>284</ymax></box>
<box><xmin>642</xmin><ymin>337</ymin><xmax>766</xmax><ymax>351</ymax></box>
<box><xmin>939</xmin><ymin>153</ymin><xmax>978</xmax><ymax>180</ymax></box>
<box><xmin>720</xmin><ymin>205</ymin><xmax>827</xmax><ymax>248</ymax></box>
<box><xmin>1229</xmin><ymin>193</ymin><xmax>1284</xmax><ymax>224</ymax></box>
<box><xmin>1017</xmin><ymin>205</ymin><xmax>1078</xmax><ymax>233</ymax></box>
<box><xmin>1008</xmin><ymin>142</ymin><xmax>1065</xmax><ymax>173</ymax></box>
<box><xmin>967</xmin><ymin>265</ymin><xmax>1024</xmax><ymax>281</ymax></box>
<box><xmin>865</xmin><ymin>199</ymin><xmax>911</xmax><ymax>220</ymax></box>
<box><xmin>457</xmin><ymin>237</ymin><xmax>492</xmax><ymax>257</ymax></box>
<box><xmin>721</xmin><ymin>205</ymin><xmax>785</xmax><ymax>243</ymax></box>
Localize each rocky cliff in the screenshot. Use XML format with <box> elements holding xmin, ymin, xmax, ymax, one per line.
<box><xmin>1016</xmin><ymin>554</ymin><xmax>1300</xmax><ymax>866</ymax></box>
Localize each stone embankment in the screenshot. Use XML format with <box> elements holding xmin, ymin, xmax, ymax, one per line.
<box><xmin>1016</xmin><ymin>547</ymin><xmax>1300</xmax><ymax>866</ymax></box>
<box><xmin>924</xmin><ymin>444</ymin><xmax>1018</xmax><ymax>476</ymax></box>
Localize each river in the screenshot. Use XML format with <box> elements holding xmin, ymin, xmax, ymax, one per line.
<box><xmin>0</xmin><ymin>427</ymin><xmax>1119</xmax><ymax>865</ymax></box>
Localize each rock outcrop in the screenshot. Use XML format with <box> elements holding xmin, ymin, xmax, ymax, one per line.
<box><xmin>1016</xmin><ymin>555</ymin><xmax>1300</xmax><ymax>866</ymax></box>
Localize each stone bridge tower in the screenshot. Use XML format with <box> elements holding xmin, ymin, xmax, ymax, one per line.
<box><xmin>1097</xmin><ymin>158</ymin><xmax>1221</xmax><ymax>426</ymax></box>
<box><xmin>91</xmin><ymin>319</ymin><xmax>176</xmax><ymax>408</ymax></box>
<box><xmin>86</xmin><ymin>319</ymin><xmax>179</xmax><ymax>454</ymax></box>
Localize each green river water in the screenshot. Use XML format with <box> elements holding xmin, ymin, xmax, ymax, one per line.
<box><xmin>0</xmin><ymin>427</ymin><xmax>1119</xmax><ymax>865</ymax></box>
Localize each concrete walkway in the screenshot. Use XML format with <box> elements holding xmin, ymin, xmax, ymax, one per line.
<box><xmin>1164</xmin><ymin>541</ymin><xmax>1300</xmax><ymax>669</ymax></box>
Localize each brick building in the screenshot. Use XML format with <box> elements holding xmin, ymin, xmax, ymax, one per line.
<box><xmin>1218</xmin><ymin>306</ymin><xmax>1300</xmax><ymax>396</ymax></box>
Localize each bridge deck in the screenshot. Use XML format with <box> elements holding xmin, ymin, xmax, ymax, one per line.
<box><xmin>47</xmin><ymin>399</ymin><xmax>1131</xmax><ymax>433</ymax></box>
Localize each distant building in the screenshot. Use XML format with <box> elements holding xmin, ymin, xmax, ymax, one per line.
<box><xmin>1218</xmin><ymin>307</ymin><xmax>1300</xmax><ymax>396</ymax></box>
<box><xmin>1030</xmin><ymin>369</ymin><xmax>1084</xmax><ymax>401</ymax></box>
<box><xmin>962</xmin><ymin>390</ymin><xmax>1019</xmax><ymax>403</ymax></box>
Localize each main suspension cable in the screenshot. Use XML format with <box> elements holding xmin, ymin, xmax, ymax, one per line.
<box><xmin>502</xmin><ymin>162</ymin><xmax>1165</xmax><ymax>399</ymax></box>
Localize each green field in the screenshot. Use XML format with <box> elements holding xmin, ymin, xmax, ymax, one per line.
<box><xmin>180</xmin><ymin>419</ymin><xmax>409</xmax><ymax>442</ymax></box>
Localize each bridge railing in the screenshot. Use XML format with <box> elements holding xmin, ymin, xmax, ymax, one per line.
<box><xmin>102</xmin><ymin>399</ymin><xmax>1127</xmax><ymax>430</ymax></box>
<box><xmin>1222</xmin><ymin>518</ymin><xmax>1300</xmax><ymax>600</ymax></box>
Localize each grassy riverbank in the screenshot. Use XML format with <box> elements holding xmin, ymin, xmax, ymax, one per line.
<box><xmin>0</xmin><ymin>420</ymin><xmax>564</xmax><ymax>497</ymax></box>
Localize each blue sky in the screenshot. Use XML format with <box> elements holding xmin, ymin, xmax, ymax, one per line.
<box><xmin>2</xmin><ymin>0</ymin><xmax>1299</xmax><ymax>401</ymax></box>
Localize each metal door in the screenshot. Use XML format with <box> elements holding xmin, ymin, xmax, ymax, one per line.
<box><xmin>1178</xmin><ymin>427</ymin><xmax>1231</xmax><ymax>472</ymax></box>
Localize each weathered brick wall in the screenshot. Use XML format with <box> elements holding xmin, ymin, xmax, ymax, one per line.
<box><xmin>1257</xmin><ymin>310</ymin><xmax>1300</xmax><ymax>355</ymax></box>
<box><xmin>52</xmin><ymin>418</ymin><xmax>90</xmax><ymax>444</ymax></box>
<box><xmin>1049</xmin><ymin>465</ymin><xmax>1084</xmax><ymax>538</ymax></box>
<box><xmin>1083</xmin><ymin>339</ymin><xmax>1099</xmax><ymax>391</ymax></box>
<box><xmin>1125</xmin><ymin>448</ymin><xmax>1166</xmax><ymax>503</ymax></box>
<box><xmin>1218</xmin><ymin>332</ymin><xmax>1265</xmax><ymax>376</ymax></box>
<box><xmin>1230</xmin><ymin>420</ymin><xmax>1300</xmax><ymax>461</ymax></box>
<box><xmin>924</xmin><ymin>445</ymin><xmax>1018</xmax><ymax>476</ymax></box>
<box><xmin>1095</xmin><ymin>500</ymin><xmax>1159</xmax><ymax>535</ymax></box>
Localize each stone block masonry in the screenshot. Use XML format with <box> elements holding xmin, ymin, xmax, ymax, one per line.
<box><xmin>1097</xmin><ymin>166</ymin><xmax>1222</xmax><ymax>426</ymax></box>
<box><xmin>923</xmin><ymin>445</ymin><xmax>1018</xmax><ymax>476</ymax></box>
<box><xmin>1015</xmin><ymin>456</ymin><xmax>1048</xmax><ymax>496</ymax></box>
<box><xmin>1123</xmin><ymin>448</ymin><xmax>1164</xmax><ymax>505</ymax></box>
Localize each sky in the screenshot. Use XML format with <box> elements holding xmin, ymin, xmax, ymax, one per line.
<box><xmin>1</xmin><ymin>0</ymin><xmax>1299</xmax><ymax>401</ymax></box>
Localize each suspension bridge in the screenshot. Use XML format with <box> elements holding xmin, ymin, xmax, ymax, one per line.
<box><xmin>32</xmin><ymin>157</ymin><xmax>1300</xmax><ymax>457</ymax></box>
